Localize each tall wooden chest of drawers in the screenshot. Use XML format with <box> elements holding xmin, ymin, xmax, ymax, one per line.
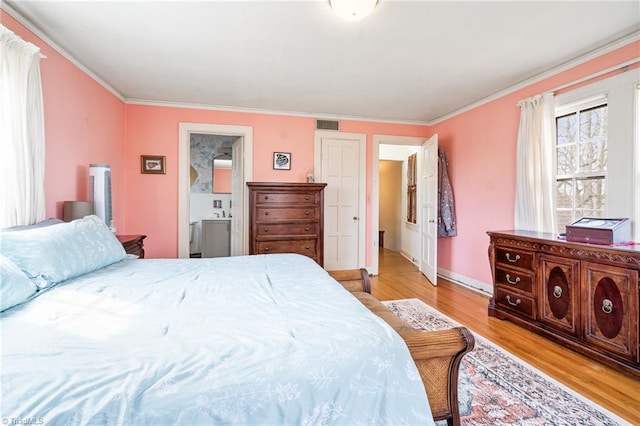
<box><xmin>248</xmin><ymin>182</ymin><xmax>327</xmax><ymax>267</ymax></box>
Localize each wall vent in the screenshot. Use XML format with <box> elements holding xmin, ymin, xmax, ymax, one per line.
<box><xmin>316</xmin><ymin>119</ymin><xmax>339</xmax><ymax>131</ymax></box>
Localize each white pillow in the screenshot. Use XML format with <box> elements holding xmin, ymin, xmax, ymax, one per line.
<box><xmin>0</xmin><ymin>254</ymin><xmax>37</xmax><ymax>312</ymax></box>
<box><xmin>0</xmin><ymin>215</ymin><xmax>126</xmax><ymax>288</ymax></box>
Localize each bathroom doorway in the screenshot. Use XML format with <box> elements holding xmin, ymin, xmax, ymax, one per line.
<box><xmin>178</xmin><ymin>123</ymin><xmax>253</xmax><ymax>259</ymax></box>
<box><xmin>189</xmin><ymin>133</ymin><xmax>238</xmax><ymax>257</ymax></box>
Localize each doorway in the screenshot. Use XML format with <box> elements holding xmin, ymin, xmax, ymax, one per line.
<box><xmin>178</xmin><ymin>123</ymin><xmax>253</xmax><ymax>259</ymax></box>
<box><xmin>371</xmin><ymin>135</ymin><xmax>427</xmax><ymax>276</ymax></box>
<box><xmin>189</xmin><ymin>133</ymin><xmax>238</xmax><ymax>257</ymax></box>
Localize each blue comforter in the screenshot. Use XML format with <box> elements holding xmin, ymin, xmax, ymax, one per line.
<box><xmin>1</xmin><ymin>254</ymin><xmax>433</xmax><ymax>425</ymax></box>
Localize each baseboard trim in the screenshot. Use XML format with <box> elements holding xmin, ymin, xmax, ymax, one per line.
<box><xmin>437</xmin><ymin>268</ymin><xmax>493</xmax><ymax>296</ymax></box>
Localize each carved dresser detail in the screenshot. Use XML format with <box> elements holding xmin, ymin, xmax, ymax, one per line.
<box><xmin>487</xmin><ymin>230</ymin><xmax>639</xmax><ymax>378</ymax></box>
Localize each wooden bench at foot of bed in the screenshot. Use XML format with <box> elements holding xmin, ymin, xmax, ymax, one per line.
<box><xmin>328</xmin><ymin>269</ymin><xmax>475</xmax><ymax>426</ymax></box>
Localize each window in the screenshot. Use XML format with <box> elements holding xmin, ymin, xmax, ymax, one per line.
<box><xmin>555</xmin><ymin>100</ymin><xmax>608</xmax><ymax>234</ymax></box>
<box><xmin>553</xmin><ymin>69</ymin><xmax>639</xmax><ymax>240</ymax></box>
<box><xmin>407</xmin><ymin>153</ymin><xmax>417</xmax><ymax>224</ymax></box>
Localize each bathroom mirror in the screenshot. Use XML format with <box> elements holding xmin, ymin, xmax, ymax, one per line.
<box><xmin>212</xmin><ymin>157</ymin><xmax>232</xmax><ymax>194</ymax></box>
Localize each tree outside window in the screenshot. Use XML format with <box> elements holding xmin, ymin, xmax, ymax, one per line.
<box><xmin>555</xmin><ymin>103</ymin><xmax>608</xmax><ymax>234</ymax></box>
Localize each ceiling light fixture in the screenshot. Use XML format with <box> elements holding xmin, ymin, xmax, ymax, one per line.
<box><xmin>329</xmin><ymin>0</ymin><xmax>379</xmax><ymax>22</ymax></box>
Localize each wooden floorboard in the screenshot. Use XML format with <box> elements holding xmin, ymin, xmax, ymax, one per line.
<box><xmin>370</xmin><ymin>248</ymin><xmax>640</xmax><ymax>424</ymax></box>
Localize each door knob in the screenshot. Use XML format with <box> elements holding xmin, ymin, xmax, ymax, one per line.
<box><xmin>353</xmin><ymin>216</ymin><xmax>358</xmax><ymax>220</ymax></box>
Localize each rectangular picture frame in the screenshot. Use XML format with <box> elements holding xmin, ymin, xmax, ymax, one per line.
<box><xmin>141</xmin><ymin>155</ymin><xmax>166</xmax><ymax>174</ymax></box>
<box><xmin>273</xmin><ymin>152</ymin><xmax>291</xmax><ymax>170</ymax></box>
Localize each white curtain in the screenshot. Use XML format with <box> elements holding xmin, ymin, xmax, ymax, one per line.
<box><xmin>514</xmin><ymin>92</ymin><xmax>557</xmax><ymax>233</ymax></box>
<box><xmin>0</xmin><ymin>25</ymin><xmax>46</xmax><ymax>228</ymax></box>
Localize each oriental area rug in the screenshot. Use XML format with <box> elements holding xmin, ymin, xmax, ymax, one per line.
<box><xmin>383</xmin><ymin>298</ymin><xmax>631</xmax><ymax>426</ymax></box>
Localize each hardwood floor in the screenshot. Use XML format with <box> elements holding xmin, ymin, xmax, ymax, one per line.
<box><xmin>370</xmin><ymin>248</ymin><xmax>640</xmax><ymax>424</ymax></box>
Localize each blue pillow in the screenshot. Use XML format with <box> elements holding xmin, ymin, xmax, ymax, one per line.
<box><xmin>0</xmin><ymin>215</ymin><xmax>126</xmax><ymax>288</ymax></box>
<box><xmin>0</xmin><ymin>254</ymin><xmax>37</xmax><ymax>312</ymax></box>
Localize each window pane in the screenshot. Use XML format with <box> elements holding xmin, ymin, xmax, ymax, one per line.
<box><xmin>557</xmin><ymin>210</ymin><xmax>574</xmax><ymax>234</ymax></box>
<box><xmin>578</xmin><ymin>139</ymin><xmax>607</xmax><ymax>173</ymax></box>
<box><xmin>575</xmin><ymin>178</ymin><xmax>605</xmax><ymax>210</ymax></box>
<box><xmin>556</xmin><ymin>180</ymin><xmax>573</xmax><ymax>209</ymax></box>
<box><xmin>579</xmin><ymin>104</ymin><xmax>608</xmax><ymax>141</ymax></box>
<box><xmin>575</xmin><ymin>210</ymin><xmax>605</xmax><ymax>219</ymax></box>
<box><xmin>557</xmin><ymin>145</ymin><xmax>576</xmax><ymax>174</ymax></box>
<box><xmin>556</xmin><ymin>113</ymin><xmax>577</xmax><ymax>145</ymax></box>
<box><xmin>578</xmin><ymin>105</ymin><xmax>607</xmax><ymax>172</ymax></box>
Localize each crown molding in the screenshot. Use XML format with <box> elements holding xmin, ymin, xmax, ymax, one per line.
<box><xmin>429</xmin><ymin>30</ymin><xmax>640</xmax><ymax>125</ymax></box>
<box><xmin>2</xmin><ymin>1</ymin><xmax>125</xmax><ymax>103</ymax></box>
<box><xmin>125</xmin><ymin>98</ymin><xmax>431</xmax><ymax>127</ymax></box>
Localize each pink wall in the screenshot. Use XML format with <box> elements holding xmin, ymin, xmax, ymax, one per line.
<box><xmin>433</xmin><ymin>41</ymin><xmax>640</xmax><ymax>286</ymax></box>
<box><xmin>123</xmin><ymin>105</ymin><xmax>429</xmax><ymax>258</ymax></box>
<box><xmin>6</xmin><ymin>8</ymin><xmax>638</xmax><ymax>286</ymax></box>
<box><xmin>3</xmin><ymin>12</ymin><xmax>126</xmax><ymax>224</ymax></box>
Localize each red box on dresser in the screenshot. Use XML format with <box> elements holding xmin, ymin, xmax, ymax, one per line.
<box><xmin>565</xmin><ymin>217</ymin><xmax>631</xmax><ymax>245</ymax></box>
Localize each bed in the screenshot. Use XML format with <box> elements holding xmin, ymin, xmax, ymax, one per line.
<box><xmin>1</xmin><ymin>215</ymin><xmax>435</xmax><ymax>425</ymax></box>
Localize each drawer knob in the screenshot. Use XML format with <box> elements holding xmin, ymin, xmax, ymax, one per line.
<box><xmin>264</xmin><ymin>247</ymin><xmax>270</xmax><ymax>252</ymax></box>
<box><xmin>553</xmin><ymin>285</ymin><xmax>563</xmax><ymax>298</ymax></box>
<box><xmin>505</xmin><ymin>253</ymin><xmax>520</xmax><ymax>263</ymax></box>
<box><xmin>264</xmin><ymin>195</ymin><xmax>269</xmax><ymax>200</ymax></box>
<box><xmin>264</xmin><ymin>211</ymin><xmax>270</xmax><ymax>216</ymax></box>
<box><xmin>505</xmin><ymin>274</ymin><xmax>520</xmax><ymax>285</ymax></box>
<box><xmin>305</xmin><ymin>196</ymin><xmax>310</xmax><ymax>200</ymax></box>
<box><xmin>305</xmin><ymin>211</ymin><xmax>310</xmax><ymax>215</ymax></box>
<box><xmin>602</xmin><ymin>298</ymin><xmax>613</xmax><ymax>314</ymax></box>
<box><xmin>264</xmin><ymin>228</ymin><xmax>269</xmax><ymax>232</ymax></box>
<box><xmin>506</xmin><ymin>295</ymin><xmax>521</xmax><ymax>307</ymax></box>
<box><xmin>305</xmin><ymin>245</ymin><xmax>310</xmax><ymax>250</ymax></box>
<box><xmin>305</xmin><ymin>227</ymin><xmax>310</xmax><ymax>231</ymax></box>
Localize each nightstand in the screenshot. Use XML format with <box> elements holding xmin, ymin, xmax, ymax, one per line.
<box><xmin>116</xmin><ymin>234</ymin><xmax>147</xmax><ymax>258</ymax></box>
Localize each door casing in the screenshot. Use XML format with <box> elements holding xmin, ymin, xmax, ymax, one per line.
<box><xmin>178</xmin><ymin>123</ymin><xmax>253</xmax><ymax>258</ymax></box>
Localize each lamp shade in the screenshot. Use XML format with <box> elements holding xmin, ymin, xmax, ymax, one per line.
<box><xmin>63</xmin><ymin>201</ymin><xmax>95</xmax><ymax>222</ymax></box>
<box><xmin>330</xmin><ymin>0</ymin><xmax>378</xmax><ymax>22</ymax></box>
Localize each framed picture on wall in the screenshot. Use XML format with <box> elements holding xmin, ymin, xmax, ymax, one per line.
<box><xmin>273</xmin><ymin>152</ymin><xmax>291</xmax><ymax>170</ymax></box>
<box><xmin>141</xmin><ymin>155</ymin><xmax>166</xmax><ymax>174</ymax></box>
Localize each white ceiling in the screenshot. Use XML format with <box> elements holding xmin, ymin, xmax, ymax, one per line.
<box><xmin>5</xmin><ymin>0</ymin><xmax>640</xmax><ymax>124</ymax></box>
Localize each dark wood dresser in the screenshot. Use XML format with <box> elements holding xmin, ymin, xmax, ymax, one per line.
<box><xmin>248</xmin><ymin>182</ymin><xmax>327</xmax><ymax>266</ymax></box>
<box><xmin>487</xmin><ymin>230</ymin><xmax>640</xmax><ymax>378</ymax></box>
<box><xmin>117</xmin><ymin>234</ymin><xmax>146</xmax><ymax>258</ymax></box>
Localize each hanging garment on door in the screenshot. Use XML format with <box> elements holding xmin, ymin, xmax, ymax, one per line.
<box><xmin>438</xmin><ymin>147</ymin><xmax>457</xmax><ymax>237</ymax></box>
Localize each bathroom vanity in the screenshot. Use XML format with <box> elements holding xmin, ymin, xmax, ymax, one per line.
<box><xmin>201</xmin><ymin>219</ymin><xmax>230</xmax><ymax>258</ymax></box>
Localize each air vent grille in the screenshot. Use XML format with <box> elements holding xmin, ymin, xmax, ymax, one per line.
<box><xmin>316</xmin><ymin>119</ymin><xmax>339</xmax><ymax>131</ymax></box>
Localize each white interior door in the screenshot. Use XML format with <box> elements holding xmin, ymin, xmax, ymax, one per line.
<box><xmin>420</xmin><ymin>134</ymin><xmax>438</xmax><ymax>285</ymax></box>
<box><xmin>230</xmin><ymin>138</ymin><xmax>243</xmax><ymax>256</ymax></box>
<box><xmin>315</xmin><ymin>131</ymin><xmax>366</xmax><ymax>270</ymax></box>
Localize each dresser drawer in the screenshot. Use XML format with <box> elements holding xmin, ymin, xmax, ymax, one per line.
<box><xmin>495</xmin><ymin>247</ymin><xmax>534</xmax><ymax>271</ymax></box>
<box><xmin>257</xmin><ymin>223</ymin><xmax>317</xmax><ymax>237</ymax></box>
<box><xmin>256</xmin><ymin>240</ymin><xmax>317</xmax><ymax>256</ymax></box>
<box><xmin>495</xmin><ymin>267</ymin><xmax>534</xmax><ymax>294</ymax></box>
<box><xmin>256</xmin><ymin>207</ymin><xmax>318</xmax><ymax>221</ymax></box>
<box><xmin>494</xmin><ymin>288</ymin><xmax>535</xmax><ymax>319</ymax></box>
<box><xmin>255</xmin><ymin>191</ymin><xmax>318</xmax><ymax>204</ymax></box>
